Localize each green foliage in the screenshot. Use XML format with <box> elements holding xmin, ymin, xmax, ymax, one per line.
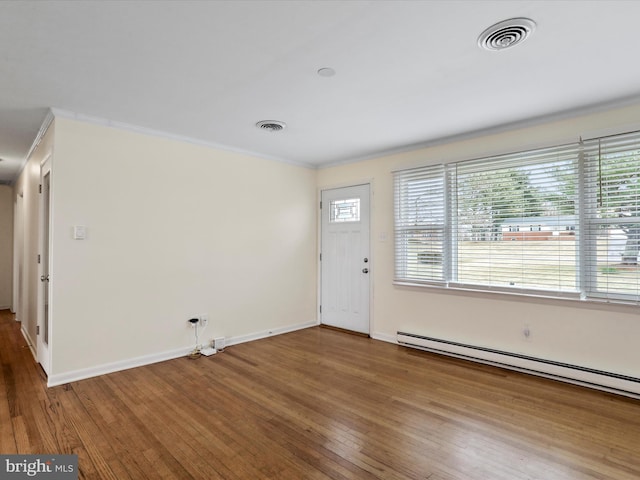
<box><xmin>600</xmin><ymin>266</ymin><xmax>620</xmax><ymax>275</ymax></box>
<box><xmin>541</xmin><ymin>162</ymin><xmax>576</xmax><ymax>215</ymax></box>
<box><xmin>598</xmin><ymin>150</ymin><xmax>640</xmax><ymax>215</ymax></box>
<box><xmin>456</xmin><ymin>162</ymin><xmax>575</xmax><ymax>241</ymax></box>
<box><xmin>597</xmin><ymin>150</ymin><xmax>640</xmax><ymax>264</ymax></box>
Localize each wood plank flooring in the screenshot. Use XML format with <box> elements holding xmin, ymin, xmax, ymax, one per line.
<box><xmin>1</xmin><ymin>309</ymin><xmax>640</xmax><ymax>479</ymax></box>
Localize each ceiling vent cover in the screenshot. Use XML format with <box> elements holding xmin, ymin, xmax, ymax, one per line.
<box><xmin>478</xmin><ymin>18</ymin><xmax>536</xmax><ymax>51</ymax></box>
<box><xmin>256</xmin><ymin>120</ymin><xmax>286</xmax><ymax>132</ymax></box>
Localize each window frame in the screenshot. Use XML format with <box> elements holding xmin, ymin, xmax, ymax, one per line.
<box><xmin>393</xmin><ymin>129</ymin><xmax>640</xmax><ymax>306</ymax></box>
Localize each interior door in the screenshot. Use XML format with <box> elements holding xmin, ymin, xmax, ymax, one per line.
<box><xmin>37</xmin><ymin>156</ymin><xmax>51</xmax><ymax>374</ymax></box>
<box><xmin>320</xmin><ymin>184</ymin><xmax>370</xmax><ymax>334</ymax></box>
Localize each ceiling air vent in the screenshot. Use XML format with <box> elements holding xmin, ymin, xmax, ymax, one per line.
<box><xmin>478</xmin><ymin>18</ymin><xmax>536</xmax><ymax>51</ymax></box>
<box><xmin>256</xmin><ymin>120</ymin><xmax>286</xmax><ymax>132</ymax></box>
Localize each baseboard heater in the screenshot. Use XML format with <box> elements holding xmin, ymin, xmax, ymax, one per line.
<box><xmin>397</xmin><ymin>331</ymin><xmax>640</xmax><ymax>399</ymax></box>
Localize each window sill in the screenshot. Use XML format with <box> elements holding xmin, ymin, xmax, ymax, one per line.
<box><xmin>393</xmin><ymin>280</ymin><xmax>640</xmax><ymax>311</ymax></box>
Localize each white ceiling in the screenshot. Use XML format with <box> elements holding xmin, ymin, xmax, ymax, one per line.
<box><xmin>2</xmin><ymin>0</ymin><xmax>640</xmax><ymax>183</ymax></box>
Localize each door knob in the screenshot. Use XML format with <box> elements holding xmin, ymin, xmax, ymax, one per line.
<box><xmin>40</xmin><ymin>275</ymin><xmax>49</xmax><ymax>282</ymax></box>
<box><xmin>362</xmin><ymin>268</ymin><xmax>369</xmax><ymax>274</ymax></box>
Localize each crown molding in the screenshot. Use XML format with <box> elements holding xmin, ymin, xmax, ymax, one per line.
<box><xmin>12</xmin><ymin>109</ymin><xmax>55</xmax><ymax>183</ymax></box>
<box><xmin>50</xmin><ymin>108</ymin><xmax>316</xmax><ymax>169</ymax></box>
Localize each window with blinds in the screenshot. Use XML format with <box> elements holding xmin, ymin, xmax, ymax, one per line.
<box><xmin>583</xmin><ymin>132</ymin><xmax>640</xmax><ymax>302</ymax></box>
<box><xmin>394</xmin><ymin>129</ymin><xmax>640</xmax><ymax>305</ymax></box>
<box><xmin>394</xmin><ymin>165</ymin><xmax>446</xmax><ymax>284</ymax></box>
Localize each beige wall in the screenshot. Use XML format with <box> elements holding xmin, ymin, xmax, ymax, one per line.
<box><xmin>50</xmin><ymin>117</ymin><xmax>317</xmax><ymax>377</ymax></box>
<box><xmin>18</xmin><ymin>101</ymin><xmax>640</xmax><ymax>386</ymax></box>
<box><xmin>318</xmin><ymin>102</ymin><xmax>640</xmax><ymax>379</ymax></box>
<box><xmin>0</xmin><ymin>185</ymin><xmax>13</xmax><ymax>309</ymax></box>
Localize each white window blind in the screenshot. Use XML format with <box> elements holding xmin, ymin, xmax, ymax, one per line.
<box><xmin>394</xmin><ymin>129</ymin><xmax>640</xmax><ymax>305</ymax></box>
<box><xmin>394</xmin><ymin>164</ymin><xmax>446</xmax><ymax>284</ymax></box>
<box><xmin>583</xmin><ymin>131</ymin><xmax>640</xmax><ymax>303</ymax></box>
<box><xmin>452</xmin><ymin>144</ymin><xmax>580</xmax><ymax>296</ymax></box>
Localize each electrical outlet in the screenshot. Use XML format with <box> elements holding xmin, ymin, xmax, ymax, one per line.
<box><xmin>187</xmin><ymin>318</ymin><xmax>199</xmax><ymax>328</ymax></box>
<box><xmin>214</xmin><ymin>337</ymin><xmax>225</xmax><ymax>351</ymax></box>
<box><xmin>199</xmin><ymin>315</ymin><xmax>209</xmax><ymax>328</ymax></box>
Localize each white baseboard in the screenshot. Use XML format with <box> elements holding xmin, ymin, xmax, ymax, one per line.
<box><xmin>48</xmin><ymin>346</ymin><xmax>193</xmax><ymax>387</ymax></box>
<box><xmin>47</xmin><ymin>319</ymin><xmax>317</xmax><ymax>387</ymax></box>
<box><xmin>20</xmin><ymin>325</ymin><xmax>37</xmax><ymax>361</ymax></box>
<box><xmin>371</xmin><ymin>331</ymin><xmax>397</xmax><ymax>344</ymax></box>
<box><xmin>226</xmin><ymin>319</ymin><xmax>318</xmax><ymax>347</ymax></box>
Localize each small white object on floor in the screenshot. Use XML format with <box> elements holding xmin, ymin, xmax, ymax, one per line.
<box><xmin>201</xmin><ymin>347</ymin><xmax>217</xmax><ymax>356</ymax></box>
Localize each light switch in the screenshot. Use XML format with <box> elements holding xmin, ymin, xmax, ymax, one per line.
<box><xmin>73</xmin><ymin>225</ymin><xmax>87</xmax><ymax>240</ymax></box>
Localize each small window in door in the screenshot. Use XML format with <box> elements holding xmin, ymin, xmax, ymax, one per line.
<box><xmin>330</xmin><ymin>198</ymin><xmax>360</xmax><ymax>223</ymax></box>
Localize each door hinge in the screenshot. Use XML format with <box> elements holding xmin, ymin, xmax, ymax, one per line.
<box><xmin>319</xmin><ymin>253</ymin><xmax>322</xmax><ymax>261</ymax></box>
<box><xmin>39</xmin><ymin>184</ymin><xmax>42</xmax><ymax>194</ymax></box>
<box><xmin>319</xmin><ymin>305</ymin><xmax>322</xmax><ymax>314</ymax></box>
<box><xmin>319</xmin><ymin>201</ymin><xmax>322</xmax><ymax>209</ymax></box>
<box><xmin>37</xmin><ymin>325</ymin><xmax>40</xmax><ymax>335</ymax></box>
<box><xmin>37</xmin><ymin>254</ymin><xmax>41</xmax><ymax>264</ymax></box>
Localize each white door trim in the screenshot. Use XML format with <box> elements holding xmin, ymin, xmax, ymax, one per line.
<box><xmin>37</xmin><ymin>154</ymin><xmax>52</xmax><ymax>375</ymax></box>
<box><xmin>317</xmin><ymin>180</ymin><xmax>373</xmax><ymax>335</ymax></box>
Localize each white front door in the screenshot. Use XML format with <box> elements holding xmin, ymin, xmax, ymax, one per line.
<box><xmin>37</xmin><ymin>156</ymin><xmax>52</xmax><ymax>374</ymax></box>
<box><xmin>321</xmin><ymin>184</ymin><xmax>370</xmax><ymax>334</ymax></box>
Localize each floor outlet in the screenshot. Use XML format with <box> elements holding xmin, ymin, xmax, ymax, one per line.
<box><xmin>201</xmin><ymin>347</ymin><xmax>216</xmax><ymax>356</ymax></box>
<box><xmin>214</xmin><ymin>337</ymin><xmax>225</xmax><ymax>351</ymax></box>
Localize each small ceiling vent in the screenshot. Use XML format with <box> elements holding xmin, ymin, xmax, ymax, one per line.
<box><xmin>256</xmin><ymin>120</ymin><xmax>286</xmax><ymax>132</ymax></box>
<box><xmin>478</xmin><ymin>18</ymin><xmax>536</xmax><ymax>51</ymax></box>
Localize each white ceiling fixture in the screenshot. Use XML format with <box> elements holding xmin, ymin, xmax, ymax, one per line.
<box><xmin>256</xmin><ymin>120</ymin><xmax>287</xmax><ymax>132</ymax></box>
<box><xmin>2</xmin><ymin>1</ymin><xmax>640</xmax><ymax>182</ymax></box>
<box><xmin>478</xmin><ymin>17</ymin><xmax>536</xmax><ymax>51</ymax></box>
<box><xmin>317</xmin><ymin>67</ymin><xmax>336</xmax><ymax>77</ymax></box>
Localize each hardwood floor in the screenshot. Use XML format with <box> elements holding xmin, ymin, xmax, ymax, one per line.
<box><xmin>1</xmin><ymin>309</ymin><xmax>640</xmax><ymax>479</ymax></box>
